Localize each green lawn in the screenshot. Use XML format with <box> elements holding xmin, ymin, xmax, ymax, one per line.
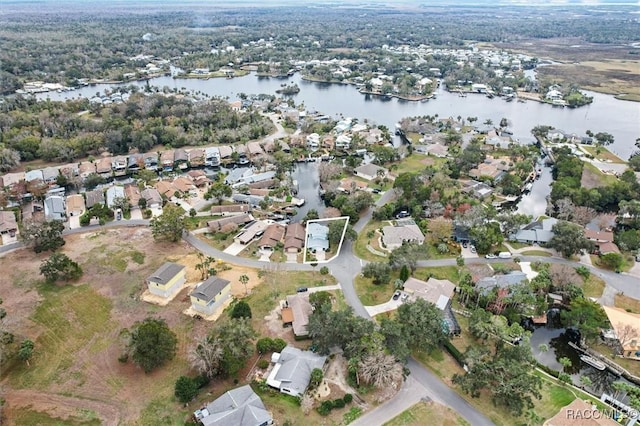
<box><xmin>354</xmin><ymin>221</ymin><xmax>389</xmax><ymax>262</ymax></box>
<box><xmin>581</xmin><ymin>145</ymin><xmax>626</xmax><ymax>164</ymax></box>
<box><xmin>583</xmin><ymin>162</ymin><xmax>619</xmax><ymax>187</ymax></box>
<box><xmin>184</xmin><ymin>215</ymin><xmax>219</xmax><ymax>230</ymax></box>
<box><xmin>520</xmin><ymin>250</ymin><xmax>552</xmax><ymax>257</ymax></box>
<box><xmin>354</xmin><ymin>274</ymin><xmax>396</xmax><ymax>306</ymax></box>
<box><xmin>383</xmin><ymin>401</ymin><xmax>470</xmax><ymax>426</ymax></box>
<box><xmin>10</xmin><ymin>409</ymin><xmax>102</xmax><ymax>426</ymax></box>
<box><xmin>413</xmin><ymin>266</ymin><xmax>462</xmax><ymax>284</ymax></box>
<box><xmin>582</xmin><ymin>274</ymin><xmax>606</xmax><ymax>299</ymax></box>
<box><xmin>615</xmin><ymin>293</ymin><xmax>640</xmax><ymax>314</ymax></box>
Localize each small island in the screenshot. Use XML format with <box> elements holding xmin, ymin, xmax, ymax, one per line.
<box><xmin>275</xmin><ymin>83</ymin><xmax>300</xmax><ymax>95</ymax></box>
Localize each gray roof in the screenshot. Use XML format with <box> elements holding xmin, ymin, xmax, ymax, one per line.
<box><xmin>354</xmin><ymin>163</ymin><xmax>387</xmax><ymax>177</ymax></box>
<box><xmin>106</xmin><ymin>186</ymin><xmax>125</xmax><ymax>208</ymax></box>
<box><xmin>197</xmin><ymin>385</ymin><xmax>271</xmax><ymax>426</ymax></box>
<box><xmin>147</xmin><ymin>262</ymin><xmax>185</xmax><ymax>285</ymax></box>
<box><xmin>190</xmin><ymin>277</ymin><xmax>230</xmax><ymax>303</ymax></box>
<box><xmin>269</xmin><ymin>346</ymin><xmax>326</xmax><ymax>397</ymax></box>
<box><xmin>476</xmin><ymin>271</ymin><xmax>528</xmax><ymax>294</ymax></box>
<box><xmin>85</xmin><ymin>189</ymin><xmax>105</xmax><ymax>208</ymax></box>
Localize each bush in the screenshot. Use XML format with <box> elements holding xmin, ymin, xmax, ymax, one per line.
<box><xmin>343</xmin><ymin>393</ymin><xmax>353</xmax><ymax>404</ymax></box>
<box><xmin>143</xmin><ymin>209</ymin><xmax>153</xmax><ymax>219</ymax></box>
<box><xmin>319</xmin><ymin>266</ymin><xmax>329</xmax><ymax>275</ymax></box>
<box><xmin>194</xmin><ymin>374</ymin><xmax>210</xmax><ymax>389</ymax></box>
<box><xmin>272</xmin><ymin>338</ymin><xmax>287</xmax><ymax>352</ymax></box>
<box><xmin>443</xmin><ymin>340</ymin><xmax>465</xmax><ymax>367</ymax></box>
<box><xmin>79</xmin><ymin>213</ymin><xmax>90</xmax><ymax>226</ymax></box>
<box><xmin>332</xmin><ymin>398</ymin><xmax>346</xmax><ymax>409</ymax></box>
<box><xmin>256</xmin><ymin>337</ymin><xmax>274</xmax><ymax>354</ymax></box>
<box><xmin>575</xmin><ymin>265</ymin><xmax>591</xmax><ymax>280</ymax></box>
<box><xmin>318</xmin><ymin>401</ymin><xmax>333</xmax><ymax>416</ymax></box>
<box><xmin>230</xmin><ymin>301</ymin><xmax>252</xmax><ymax>319</ymax></box>
<box><xmin>175</xmin><ymin>376</ymin><xmax>199</xmax><ymax>403</ymax></box>
<box><xmin>257</xmin><ymin>359</ymin><xmax>269</xmax><ymax>369</ymax></box>
<box><xmin>118</xmin><ymin>353</ymin><xmax>128</xmax><ymax>363</ymax></box>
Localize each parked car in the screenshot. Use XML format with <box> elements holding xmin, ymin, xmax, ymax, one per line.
<box><xmin>401</xmin><ymin>293</ymin><xmax>409</xmax><ymax>302</ymax></box>
<box><xmin>498</xmin><ymin>252</ymin><xmax>512</xmax><ymax>259</ymax></box>
<box><xmin>372</xmin><ymin>188</ymin><xmax>381</xmax><ymax>194</ymax></box>
<box><xmin>395</xmin><ymin>210</ymin><xmax>410</xmax><ymax>219</ymax></box>
<box><xmin>470</xmin><ymin>245</ymin><xmax>476</xmax><ymax>253</ymax></box>
<box><xmin>392</xmin><ymin>291</ymin><xmax>401</xmax><ymax>300</ymax></box>
<box><xmin>462</xmin><ymin>241</ymin><xmax>468</xmax><ymax>248</ymax></box>
<box><xmin>485</xmin><ymin>253</ymin><xmax>497</xmax><ymax>259</ymax></box>
<box><xmin>297</xmin><ymin>287</ymin><xmax>308</xmax><ymax>293</ymax></box>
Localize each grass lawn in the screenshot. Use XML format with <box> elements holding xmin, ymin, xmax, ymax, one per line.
<box><xmin>414</xmin><ymin>266</ymin><xmax>462</xmax><ymax>284</ymax></box>
<box><xmin>591</xmin><ymin>254</ymin><xmax>635</xmax><ymax>273</ymax></box>
<box><xmin>10</xmin><ymin>409</ymin><xmax>102</xmax><ymax>426</ymax></box>
<box><xmin>582</xmin><ymin>274</ymin><xmax>606</xmax><ymax>299</ymax></box>
<box><xmin>425</xmin><ymin>242</ymin><xmax>459</xmax><ymax>260</ymax></box>
<box><xmin>520</xmin><ymin>250</ymin><xmax>552</xmax><ymax>257</ymax></box>
<box><xmin>355</xmin><ymin>274</ymin><xmax>396</xmax><ymax>306</ymax></box>
<box><xmin>581</xmin><ymin>145</ymin><xmax>626</xmax><ymax>164</ymax></box>
<box><xmin>506</xmin><ymin>241</ymin><xmax>530</xmax><ymax>250</ymax></box>
<box><xmin>354</xmin><ymin>221</ymin><xmax>389</xmax><ymax>262</ymax></box>
<box><xmin>184</xmin><ymin>215</ymin><xmax>219</xmax><ymax>230</ymax></box>
<box><xmin>198</xmin><ymin>231</ymin><xmax>234</xmax><ymax>251</ymax></box>
<box><xmin>615</xmin><ymin>293</ymin><xmax>640</xmax><ymax>314</ymax></box>
<box><xmin>393</xmin><ymin>154</ymin><xmax>446</xmax><ymax>174</ymax></box>
<box><xmin>383</xmin><ymin>401</ymin><xmax>470</xmax><ymax>426</ymax></box>
<box><xmin>582</xmin><ymin>162</ymin><xmax>619</xmax><ymax>188</ymax></box>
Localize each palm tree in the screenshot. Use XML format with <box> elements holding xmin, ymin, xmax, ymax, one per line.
<box><xmin>189</xmin><ymin>335</ymin><xmax>224</xmax><ymax>379</ymax></box>
<box><xmin>239</xmin><ymin>274</ymin><xmax>249</xmax><ymax>295</ymax></box>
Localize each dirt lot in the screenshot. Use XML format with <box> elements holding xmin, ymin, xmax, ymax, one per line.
<box><xmin>0</xmin><ymin>227</ymin><xmax>257</xmax><ymax>425</ymax></box>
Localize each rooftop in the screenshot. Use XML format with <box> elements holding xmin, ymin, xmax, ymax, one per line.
<box><xmin>191</xmin><ymin>277</ymin><xmax>231</xmax><ymax>303</ymax></box>
<box><xmin>147</xmin><ymin>262</ymin><xmax>185</xmax><ymax>285</ymax></box>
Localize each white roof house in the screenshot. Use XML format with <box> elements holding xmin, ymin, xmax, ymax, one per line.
<box><xmin>266</xmin><ymin>346</ymin><xmax>327</xmax><ymax>398</ymax></box>
<box><xmin>105</xmin><ymin>186</ymin><xmax>125</xmax><ymax>209</ymax></box>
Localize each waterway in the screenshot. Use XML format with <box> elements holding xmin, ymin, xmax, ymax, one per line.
<box><xmin>290</xmin><ymin>161</ymin><xmax>325</xmax><ymax>222</ymax></box>
<box><xmin>515</xmin><ymin>162</ymin><xmax>553</xmax><ymax>219</ymax></box>
<box><xmin>39</xmin><ymin>72</ymin><xmax>640</xmax><ymax>160</ymax></box>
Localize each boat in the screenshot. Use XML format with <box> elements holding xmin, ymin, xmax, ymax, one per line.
<box><xmin>580</xmin><ymin>354</ymin><xmax>606</xmax><ymax>371</ymax></box>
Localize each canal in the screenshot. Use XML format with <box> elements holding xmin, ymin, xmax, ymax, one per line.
<box><xmin>290</xmin><ymin>161</ymin><xmax>325</xmax><ymax>222</ymax></box>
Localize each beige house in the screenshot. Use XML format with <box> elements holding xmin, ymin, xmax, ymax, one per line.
<box><xmin>284</xmin><ymin>223</ymin><xmax>305</xmax><ymax>253</ymax></box>
<box><xmin>282</xmin><ymin>293</ymin><xmax>313</xmax><ymax>338</ymax></box>
<box><xmin>382</xmin><ymin>223</ymin><xmax>425</xmax><ymax>250</ymax></box>
<box><xmin>147</xmin><ymin>262</ymin><xmax>186</xmax><ymax>299</ymax></box>
<box><xmin>66</xmin><ymin>194</ymin><xmax>86</xmax><ymax>216</ymax></box>
<box><xmin>602</xmin><ymin>306</ymin><xmax>640</xmax><ymax>360</ymax></box>
<box><xmin>403</xmin><ymin>277</ymin><xmax>456</xmax><ymax>310</ymax></box>
<box><xmin>190</xmin><ymin>277</ymin><xmax>231</xmax><ymax>316</ymax></box>
<box><xmin>0</xmin><ymin>211</ymin><xmax>18</xmax><ymax>237</ymax></box>
<box><xmin>207</xmin><ymin>214</ymin><xmax>252</xmax><ymax>232</ymax></box>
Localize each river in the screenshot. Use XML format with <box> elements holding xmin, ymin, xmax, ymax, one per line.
<box><xmin>291</xmin><ymin>161</ymin><xmax>325</xmax><ymax>222</ymax></box>
<box><xmin>40</xmin><ymin>72</ymin><xmax>640</xmax><ymax>160</ymax></box>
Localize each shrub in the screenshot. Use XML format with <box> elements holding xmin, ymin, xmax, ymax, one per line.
<box><xmin>343</xmin><ymin>393</ymin><xmax>353</xmax><ymax>404</ymax></box>
<box><xmin>257</xmin><ymin>359</ymin><xmax>269</xmax><ymax>369</ymax></box>
<box><xmin>575</xmin><ymin>265</ymin><xmax>590</xmax><ymax>280</ymax></box>
<box><xmin>318</xmin><ymin>401</ymin><xmax>333</xmax><ymax>416</ymax></box>
<box><xmin>118</xmin><ymin>353</ymin><xmax>128</xmax><ymax>363</ymax></box>
<box><xmin>194</xmin><ymin>374</ymin><xmax>210</xmax><ymax>389</ymax></box>
<box><xmin>272</xmin><ymin>338</ymin><xmax>287</xmax><ymax>352</ymax></box>
<box><xmin>319</xmin><ymin>266</ymin><xmax>329</xmax><ymax>275</ymax></box>
<box><xmin>230</xmin><ymin>300</ymin><xmax>252</xmax><ymax>319</ymax></box>
<box><xmin>256</xmin><ymin>337</ymin><xmax>274</xmax><ymax>354</ymax></box>
<box><xmin>332</xmin><ymin>398</ymin><xmax>346</xmax><ymax>409</ymax></box>
<box><xmin>175</xmin><ymin>376</ymin><xmax>199</xmax><ymax>403</ymax></box>
<box><xmin>443</xmin><ymin>340</ymin><xmax>465</xmax><ymax>367</ymax></box>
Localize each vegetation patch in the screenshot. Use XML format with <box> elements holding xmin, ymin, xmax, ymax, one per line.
<box><xmin>354</xmin><ymin>274</ymin><xmax>396</xmax><ymax>306</ymax></box>
<box><xmin>520</xmin><ymin>250</ymin><xmax>552</xmax><ymax>257</ymax></box>
<box><xmin>9</xmin><ymin>408</ymin><xmax>101</xmax><ymax>426</ymax></box>
<box><xmin>383</xmin><ymin>401</ymin><xmax>470</xmax><ymax>426</ymax></box>
<box><xmin>615</xmin><ymin>293</ymin><xmax>640</xmax><ymax>314</ymax></box>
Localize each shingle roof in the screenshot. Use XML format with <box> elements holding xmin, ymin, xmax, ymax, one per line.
<box><xmin>190</xmin><ymin>277</ymin><xmax>230</xmax><ymax>303</ymax></box>
<box><xmin>197</xmin><ymin>385</ymin><xmax>271</xmax><ymax>426</ymax></box>
<box><xmin>476</xmin><ymin>271</ymin><xmax>528</xmax><ymax>294</ymax></box>
<box><xmin>268</xmin><ymin>346</ymin><xmax>326</xmax><ymax>397</ymax></box>
<box><xmin>147</xmin><ymin>262</ymin><xmax>185</xmax><ymax>285</ymax></box>
<box><xmin>286</xmin><ymin>293</ymin><xmax>313</xmax><ymax>336</ymax></box>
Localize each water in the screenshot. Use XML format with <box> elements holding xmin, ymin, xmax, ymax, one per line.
<box><xmin>39</xmin><ymin>72</ymin><xmax>640</xmax><ymax>159</ymax></box>
<box><xmin>290</xmin><ymin>161</ymin><xmax>325</xmax><ymax>222</ymax></box>
<box><xmin>515</xmin><ymin>162</ymin><xmax>553</xmax><ymax>218</ymax></box>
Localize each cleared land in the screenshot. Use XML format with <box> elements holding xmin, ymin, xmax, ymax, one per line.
<box><xmin>383</xmin><ymin>401</ymin><xmax>470</xmax><ymax>426</ymax></box>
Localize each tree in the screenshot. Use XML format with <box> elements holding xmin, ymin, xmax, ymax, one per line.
<box><xmin>497</xmin><ymin>213</ymin><xmax>531</xmax><ymax>237</ymax></box>
<box><xmin>239</xmin><ymin>274</ymin><xmax>249</xmax><ymax>295</ymax></box>
<box><xmin>0</xmin><ymin>298</ymin><xmax>14</xmax><ymax>365</ymax></box>
<box><xmin>548</xmin><ymin>221</ymin><xmax>593</xmax><ymax>258</ymax></box>
<box><xmin>362</xmin><ymin>262</ymin><xmax>391</xmax><ymax>285</ymax></box>
<box><xmin>174</xmin><ymin>376</ymin><xmax>199</xmax><ymax>403</ymax></box>
<box><xmin>0</xmin><ymin>147</ymin><xmax>21</xmax><ymax>172</ymax></box>
<box><xmin>454</xmin><ymin>341</ymin><xmax>542</xmax><ymax>416</ymax></box>
<box><xmin>428</xmin><ymin>217</ymin><xmax>453</xmax><ymax>243</ymax></box>
<box><xmin>195</xmin><ymin>253</ymin><xmax>217</xmax><ymax>280</ymax></box>
<box><xmin>470</xmin><ymin>222</ymin><xmax>503</xmax><ymax>254</ymax></box>
<box><xmin>18</xmin><ymin>339</ymin><xmax>35</xmax><ymax>365</ymax></box>
<box><xmin>150</xmin><ymin>204</ymin><xmax>185</xmax><ymax>242</ymax></box>
<box><xmin>190</xmin><ymin>335</ymin><xmax>224</xmax><ymax>379</ymax></box>
<box><xmin>327</xmin><ymin>219</ymin><xmax>347</xmax><ymax>247</ymax></box>
<box><xmin>216</xmin><ymin>318</ymin><xmax>256</xmax><ymax>377</ymax></box>
<box><xmin>84</xmin><ymin>172</ymin><xmax>106</xmax><ymax>190</ymax></box>
<box><xmin>21</xmin><ymin>220</ymin><xmax>66</xmax><ymax>253</ymax></box>
<box><xmin>303</xmin><ymin>209</ymin><xmax>320</xmax><ymax>222</ymax></box>
<box><xmin>357</xmin><ymin>350</ymin><xmax>404</xmax><ymax>388</ymax></box>
<box><xmin>309</xmin><ymin>291</ymin><xmax>332</xmax><ymax>312</ymax></box>
<box><xmin>399</xmin><ymin>264</ymin><xmax>410</xmax><ymax>281</ymax></box>
<box><xmin>600</xmin><ymin>252</ymin><xmax>624</xmax><ymax>271</ymax></box>
<box><xmin>396</xmin><ymin>298</ymin><xmax>447</xmax><ymax>352</ymax></box>
<box><xmin>126</xmin><ymin>317</ymin><xmax>178</xmax><ymax>373</ymax></box>
<box><xmin>204</xmin><ymin>180</ymin><xmax>232</xmax><ymax>203</ymax></box>
<box><xmin>308</xmin><ymin>307</ymin><xmax>374</xmax><ymax>356</ymax></box>
<box><xmin>388</xmin><ymin>241</ymin><xmax>423</xmax><ymax>273</ymax></box>
<box><xmin>594</xmin><ymin>132</ymin><xmax>614</xmax><ymax>146</ymax></box>
<box><xmin>561</xmin><ymin>297</ymin><xmax>608</xmax><ymax>343</ymax></box>
<box><xmin>230</xmin><ymin>301</ymin><xmax>252</xmax><ymax>319</ymax></box>
<box><xmin>111</xmin><ymin>196</ymin><xmax>131</xmax><ymax>214</ymax></box>
<box><xmin>310</xmin><ymin>368</ymin><xmax>323</xmax><ymax>389</ymax></box>
<box><xmin>40</xmin><ymin>252</ymin><xmax>83</xmax><ymax>283</ymax></box>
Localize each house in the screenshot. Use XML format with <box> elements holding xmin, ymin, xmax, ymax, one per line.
<box><xmin>155</xmin><ymin>180</ymin><xmax>177</xmax><ymax>198</ymax></box>
<box><xmin>306</xmin><ymin>222</ymin><xmax>329</xmax><ymax>253</ymax></box>
<box><xmin>1</xmin><ymin>172</ymin><xmax>25</xmax><ymax>188</ymax></box>
<box><xmin>306</xmin><ymin>133</ymin><xmax>320</xmax><ymax>149</ymax></box>
<box><xmin>403</xmin><ymin>277</ymin><xmax>456</xmax><ymax>310</ymax></box>
<box><xmin>85</xmin><ymin>189</ymin><xmax>105</xmax><ymax>208</ymax></box>
<box><xmin>282</xmin><ymin>293</ymin><xmax>313</xmax><ymax>337</ymax></box>
<box><xmin>322</xmin><ymin>135</ymin><xmax>335</xmax><ymax>150</ymax></box>
<box><xmin>141</xmin><ymin>188</ymin><xmax>163</xmax><ymax>209</ymax></box>
<box><xmin>598</xmin><ymin>242</ymin><xmax>620</xmax><ymax>255</ymax></box>
<box><xmin>144</xmin><ymin>153</ymin><xmax>159</xmax><ymax>171</ymax></box>
<box><xmin>25</xmin><ymin>169</ymin><xmax>44</xmax><ymax>182</ymax></box>
<box><xmin>258</xmin><ymin>224</ymin><xmax>285</xmax><ymax>250</ymax></box>
<box><xmin>146</xmin><ymin>262</ymin><xmax>186</xmax><ymax>299</ymax></box>
<box><xmin>161</xmin><ymin>150</ymin><xmax>175</xmax><ymax>172</ymax></box>
<box><xmin>475</xmin><ymin>271</ymin><xmax>528</xmax><ymax>294</ymax></box>
<box><xmin>247</xmin><ymin>141</ymin><xmax>264</xmax><ymax>157</ymax></box>
<box><xmin>0</xmin><ymin>211</ymin><xmax>18</xmax><ymax>237</ymax></box>
<box><xmin>111</xmin><ymin>156</ymin><xmax>128</xmax><ymax>176</ymax></box>
<box><xmin>462</xmin><ymin>180</ymin><xmax>494</xmax><ymax>199</ymax></box>
<box><xmin>95</xmin><ymin>157</ymin><xmax>113</xmax><ymax>177</ymax></box>
<box><xmin>218</xmin><ymin>145</ymin><xmax>233</xmax><ymax>160</ymax></box>
<box><xmin>127</xmin><ymin>154</ymin><xmax>144</xmax><ymax>172</ymax></box>
<box><xmin>194</xmin><ymin>385</ymin><xmax>272</xmax><ymax>426</ymax></box>
<box><xmin>284</xmin><ymin>222</ymin><xmax>305</xmax><ymax>253</ymax></box>
<box><xmin>266</xmin><ymin>346</ymin><xmax>327</xmax><ymax>397</ymax></box>
<box><xmin>235</xmin><ymin>220</ymin><xmax>269</xmax><ymax>245</ymax></box>
<box><xmin>42</xmin><ymin>166</ymin><xmax>60</xmax><ymax>184</ymax></box>
<box><xmin>511</xmin><ymin>218</ymin><xmax>558</xmax><ymax>244</ymax></box>
<box><xmin>584</xmin><ymin>229</ymin><xmax>620</xmax><ymax>254</ymax></box>
<box><xmin>187</xmin><ymin>170</ymin><xmax>210</xmax><ymax>187</ymax></box>
<box><xmin>66</xmin><ymin>194</ymin><xmax>85</xmax><ymax>216</ymax></box>
<box><xmin>174</xmin><ymin>149</ymin><xmax>189</xmax><ymax>170</ymax></box>
<box><xmin>353</xmin><ymin>163</ymin><xmax>387</xmax><ymax>181</ymax></box>
<box><xmin>425</xmin><ymin>143</ymin><xmax>449</xmax><ymax>158</ymax></box>
<box><xmin>207</xmin><ymin>214</ymin><xmax>253</xmax><ymax>232</ymax></box>
<box><xmin>189</xmin><ymin>148</ymin><xmax>206</xmax><ymax>167</ymax></box>
<box><xmin>338</xmin><ymin>178</ymin><xmax>368</xmax><ymax>194</ymax></box>
<box><xmin>335</xmin><ymin>134</ymin><xmax>352</xmax><ymax>150</ymax></box>
<box><xmin>44</xmin><ymin>195</ymin><xmax>66</xmax><ymax>221</ymax></box>
<box><xmin>190</xmin><ymin>276</ymin><xmax>231</xmax><ymax>316</ymax></box>
<box><xmin>543</xmin><ymin>398</ymin><xmax>619</xmax><ymax>426</ymax></box>
<box><xmin>382</xmin><ymin>221</ymin><xmax>425</xmax><ymax>250</ymax></box>
<box><xmin>211</xmin><ymin>204</ymin><xmax>251</xmax><ymax>216</ymax></box>
<box><xmin>173</xmin><ymin>176</ymin><xmax>196</xmax><ymax>195</ymax></box>
<box><xmin>124</xmin><ymin>185</ymin><xmax>141</xmax><ymax>208</ymax></box>
<box><xmin>602</xmin><ymin>306</ymin><xmax>640</xmax><ymax>360</ymax></box>
<box><xmin>60</xmin><ymin>164</ymin><xmax>79</xmax><ymax>180</ymax></box>
<box><xmin>105</xmin><ymin>186</ymin><xmax>125</xmax><ymax>209</ymax></box>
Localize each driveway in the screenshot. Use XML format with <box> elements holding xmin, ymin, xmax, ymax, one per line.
<box><xmin>519</xmin><ymin>262</ymin><xmax>539</xmax><ymax>281</ymax></box>
<box><xmin>223</xmin><ymin>241</ymin><xmax>249</xmax><ymax>256</ymax></box>
<box><xmin>308</xmin><ymin>284</ymin><xmax>341</xmax><ymax>293</ymax></box>
<box><xmin>364</xmin><ymin>294</ymin><xmax>404</xmax><ymax>316</ymax></box>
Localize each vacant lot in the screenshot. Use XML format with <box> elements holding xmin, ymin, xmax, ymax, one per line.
<box><xmin>383</xmin><ymin>401</ymin><xmax>470</xmax><ymax>426</ymax></box>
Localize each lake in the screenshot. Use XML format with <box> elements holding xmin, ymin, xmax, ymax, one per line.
<box><xmin>41</xmin><ymin>72</ymin><xmax>640</xmax><ymax>160</ymax></box>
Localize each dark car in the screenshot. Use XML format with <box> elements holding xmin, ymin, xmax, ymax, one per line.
<box><xmin>392</xmin><ymin>291</ymin><xmax>401</xmax><ymax>300</ymax></box>
<box><xmin>372</xmin><ymin>188</ymin><xmax>381</xmax><ymax>194</ymax></box>
<box><xmin>297</xmin><ymin>287</ymin><xmax>308</xmax><ymax>293</ymax></box>
<box><xmin>462</xmin><ymin>241</ymin><xmax>468</xmax><ymax>248</ymax></box>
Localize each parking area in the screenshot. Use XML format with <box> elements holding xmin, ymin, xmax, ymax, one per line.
<box><xmin>364</xmin><ymin>290</ymin><xmax>410</xmax><ymax>316</ymax></box>
<box><xmin>460</xmin><ymin>243</ymin><xmax>478</xmax><ymax>258</ymax></box>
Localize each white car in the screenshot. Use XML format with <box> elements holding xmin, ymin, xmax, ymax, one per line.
<box><xmin>485</xmin><ymin>254</ymin><xmax>497</xmax><ymax>259</ymax></box>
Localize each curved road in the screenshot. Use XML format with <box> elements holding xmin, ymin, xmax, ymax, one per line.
<box><xmin>3</xmin><ymin>198</ymin><xmax>637</xmax><ymax>425</ymax></box>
